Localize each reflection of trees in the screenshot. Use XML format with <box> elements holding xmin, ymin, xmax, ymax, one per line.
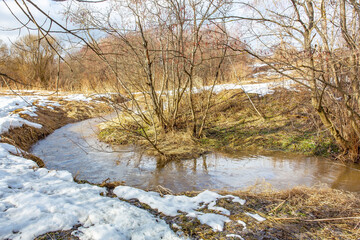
<box><xmin>331</xmin><ymin>167</ymin><xmax>360</xmax><ymax>192</ymax></box>
<box><xmin>192</xmin><ymin>158</ymin><xmax>197</xmax><ymax>173</ymax></box>
<box><xmin>202</xmin><ymin>155</ymin><xmax>208</xmax><ymax>173</ymax></box>
<box><xmin>264</xmin><ymin>151</ymin><xmax>360</xmax><ymax>192</ymax></box>
<box><xmin>147</xmin><ymin>154</ymin><xmax>216</xmax><ymax>192</ymax></box>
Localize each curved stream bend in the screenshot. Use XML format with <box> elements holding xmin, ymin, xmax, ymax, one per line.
<box><xmin>31</xmin><ymin>116</ymin><xmax>360</xmax><ymax>193</ymax></box>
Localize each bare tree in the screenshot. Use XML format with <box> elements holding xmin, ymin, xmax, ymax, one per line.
<box><xmin>0</xmin><ymin>40</ymin><xmax>9</xmax><ymax>88</ymax></box>
<box><xmin>229</xmin><ymin>0</ymin><xmax>360</xmax><ymax>162</ymax></box>
<box><xmin>10</xmin><ymin>34</ymin><xmax>60</xmax><ymax>88</ymax></box>
<box><xmin>61</xmin><ymin>0</ymin><xmax>232</xmax><ymax>155</ymax></box>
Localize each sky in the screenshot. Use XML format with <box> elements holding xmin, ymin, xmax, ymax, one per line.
<box><xmin>0</xmin><ymin>0</ymin><xmax>60</xmax><ymax>44</ymax></box>
<box><xmin>0</xmin><ymin>0</ymin><xmax>113</xmax><ymax>53</ymax></box>
<box><xmin>0</xmin><ymin>0</ymin><xmax>249</xmax><ymax>45</ymax></box>
<box><xmin>0</xmin><ymin>0</ymin><xmax>285</xmax><ymax>51</ymax></box>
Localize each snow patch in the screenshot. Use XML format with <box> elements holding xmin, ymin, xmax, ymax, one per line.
<box><xmin>203</xmin><ymin>80</ymin><xmax>295</xmax><ymax>96</ymax></box>
<box><xmin>114</xmin><ymin>186</ymin><xmax>245</xmax><ymax>231</ymax></box>
<box><xmin>0</xmin><ymin>114</ymin><xmax>42</xmax><ymax>134</ymax></box>
<box><xmin>0</xmin><ymin>93</ymin><xmax>99</xmax><ymax>135</ymax></box>
<box><xmin>226</xmin><ymin>234</ymin><xmax>244</xmax><ymax>239</ymax></box>
<box><xmin>197</xmin><ymin>213</ymin><xmax>231</xmax><ymax>232</ymax></box>
<box><xmin>245</xmin><ymin>212</ymin><xmax>266</xmax><ymax>222</ymax></box>
<box><xmin>237</xmin><ymin>220</ymin><xmax>247</xmax><ymax>230</ymax></box>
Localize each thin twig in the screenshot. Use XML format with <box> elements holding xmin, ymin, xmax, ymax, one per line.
<box><xmin>274</xmin><ymin>216</ymin><xmax>360</xmax><ymax>222</ymax></box>
<box><xmin>271</xmin><ymin>199</ymin><xmax>287</xmax><ymax>213</ymax></box>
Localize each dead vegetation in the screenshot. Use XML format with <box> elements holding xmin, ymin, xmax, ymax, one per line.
<box><xmin>99</xmin><ymin>88</ymin><xmax>337</xmax><ymax>161</ymax></box>
<box><xmin>34</xmin><ymin>225</ymin><xmax>81</xmax><ymax>240</ymax></box>
<box><xmin>201</xmin><ymin>88</ymin><xmax>338</xmax><ymax>157</ymax></box>
<box><xmin>222</xmin><ymin>185</ymin><xmax>360</xmax><ymax>239</ymax></box>
<box><xmin>107</xmin><ymin>185</ymin><xmax>360</xmax><ymax>240</ymax></box>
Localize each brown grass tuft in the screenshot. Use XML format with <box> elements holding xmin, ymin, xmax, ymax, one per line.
<box><xmin>219</xmin><ymin>185</ymin><xmax>360</xmax><ymax>239</ymax></box>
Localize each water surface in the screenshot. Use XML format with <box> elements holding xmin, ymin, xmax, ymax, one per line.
<box><xmin>31</xmin><ymin>116</ymin><xmax>360</xmax><ymax>193</ymax></box>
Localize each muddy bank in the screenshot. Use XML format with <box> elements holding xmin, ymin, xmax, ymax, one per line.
<box><xmin>0</xmin><ymin>97</ymin><xmax>113</xmax><ymax>166</ymax></box>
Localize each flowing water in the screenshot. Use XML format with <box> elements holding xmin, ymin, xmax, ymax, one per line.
<box><xmin>31</xmin><ymin>116</ymin><xmax>360</xmax><ymax>193</ymax></box>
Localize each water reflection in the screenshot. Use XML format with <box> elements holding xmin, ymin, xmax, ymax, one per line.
<box><xmin>30</xmin><ymin>116</ymin><xmax>360</xmax><ymax>193</ymax></box>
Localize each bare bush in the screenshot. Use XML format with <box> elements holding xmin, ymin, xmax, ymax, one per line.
<box><xmin>229</xmin><ymin>0</ymin><xmax>360</xmax><ymax>162</ymax></box>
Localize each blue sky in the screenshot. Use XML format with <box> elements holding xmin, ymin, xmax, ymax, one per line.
<box><xmin>0</xmin><ymin>0</ymin><xmax>269</xmax><ymax>50</ymax></box>
<box><xmin>0</xmin><ymin>0</ymin><xmax>61</xmax><ymax>44</ymax></box>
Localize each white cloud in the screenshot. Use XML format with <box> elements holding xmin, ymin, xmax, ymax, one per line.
<box><xmin>0</xmin><ymin>0</ymin><xmax>63</xmax><ymax>44</ymax></box>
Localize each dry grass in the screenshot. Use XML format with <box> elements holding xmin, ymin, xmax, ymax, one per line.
<box><xmin>201</xmin><ymin>88</ymin><xmax>338</xmax><ymax>157</ymax></box>
<box><xmin>34</xmin><ymin>225</ymin><xmax>81</xmax><ymax>240</ymax></box>
<box><xmin>217</xmin><ymin>185</ymin><xmax>360</xmax><ymax>239</ymax></box>
<box><xmin>98</xmin><ymin>88</ymin><xmax>338</xmax><ymax>161</ymax></box>
<box><xmin>98</xmin><ymin>110</ymin><xmax>207</xmax><ymax>160</ymax></box>
<box><xmin>110</xmin><ymin>185</ymin><xmax>360</xmax><ymax>239</ymax></box>
<box><xmin>148</xmin><ymin>131</ymin><xmax>205</xmax><ymax>160</ymax></box>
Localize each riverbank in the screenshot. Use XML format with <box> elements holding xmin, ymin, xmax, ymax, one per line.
<box><xmin>1</xmin><ymin>91</ymin><xmax>359</xmax><ymax>239</ymax></box>
<box><xmin>99</xmin><ymin>88</ymin><xmax>338</xmax><ymax>160</ymax></box>
<box><xmin>115</xmin><ymin>185</ymin><xmax>360</xmax><ymax>240</ymax></box>
<box><xmin>33</xmin><ymin>184</ymin><xmax>360</xmax><ymax>240</ymax></box>
<box><xmin>202</xmin><ymin>89</ymin><xmax>338</xmax><ymax>156</ymax></box>
<box><xmin>0</xmin><ymin>92</ymin><xmax>115</xmax><ymax>165</ymax></box>
<box><xmin>0</xmin><ymin>92</ymin><xmax>180</xmax><ymax>240</ymax></box>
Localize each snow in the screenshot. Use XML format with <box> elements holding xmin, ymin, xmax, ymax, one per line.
<box><xmin>226</xmin><ymin>234</ymin><xmax>244</xmax><ymax>240</ymax></box>
<box><xmin>208</xmin><ymin>201</ymin><xmax>231</xmax><ymax>215</ymax></box>
<box><xmin>62</xmin><ymin>94</ymin><xmax>93</xmax><ymax>102</ymax></box>
<box><xmin>237</xmin><ymin>220</ymin><xmax>247</xmax><ymax>230</ymax></box>
<box><xmin>245</xmin><ymin>212</ymin><xmax>266</xmax><ymax>222</ymax></box>
<box><xmin>0</xmin><ymin>143</ymin><xmax>180</xmax><ymax>240</ymax></box>
<box><xmin>114</xmin><ymin>186</ymin><xmax>245</xmax><ymax>232</ymax></box>
<box><xmin>252</xmin><ymin>62</ymin><xmax>268</xmax><ymax>68</ymax></box>
<box><xmin>0</xmin><ymin>93</ymin><xmax>105</xmax><ymax>135</ymax></box>
<box><xmin>134</xmin><ymin>80</ymin><xmax>296</xmax><ymax>98</ymax></box>
<box><xmin>0</xmin><ymin>90</ymin><xmax>266</xmax><ymax>239</ymax></box>
<box><xmin>172</xmin><ymin>223</ymin><xmax>181</xmax><ymax>229</ymax></box>
<box><xmin>197</xmin><ymin>213</ymin><xmax>231</xmax><ymax>232</ymax></box>
<box><xmin>200</xmin><ymin>80</ymin><xmax>295</xmax><ymax>96</ymax></box>
<box><xmin>0</xmin><ymin>114</ymin><xmax>42</xmax><ymax>134</ymax></box>
<box><xmin>0</xmin><ymin>96</ymin><xmax>55</xmax><ymax>134</ymax></box>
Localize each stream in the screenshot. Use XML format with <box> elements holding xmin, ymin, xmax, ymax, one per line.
<box><xmin>30</xmin><ymin>115</ymin><xmax>360</xmax><ymax>193</ymax></box>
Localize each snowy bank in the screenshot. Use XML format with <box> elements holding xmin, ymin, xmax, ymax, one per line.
<box><xmin>0</xmin><ymin>93</ymin><xmax>103</xmax><ymax>136</ymax></box>
<box><xmin>0</xmin><ymin>143</ymin><xmax>180</xmax><ymax>240</ymax></box>
<box><xmin>114</xmin><ymin>186</ymin><xmax>246</xmax><ymax>232</ymax></box>
<box><xmin>0</xmin><ymin>92</ymin><xmax>261</xmax><ymax>239</ymax></box>
<box><xmin>0</xmin><ymin>96</ymin><xmax>54</xmax><ymax>135</ymax></box>
<box><xmin>198</xmin><ymin>80</ymin><xmax>296</xmax><ymax>96</ymax></box>
<box><xmin>0</xmin><ymin>93</ymin><xmax>180</xmax><ymax>239</ymax></box>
